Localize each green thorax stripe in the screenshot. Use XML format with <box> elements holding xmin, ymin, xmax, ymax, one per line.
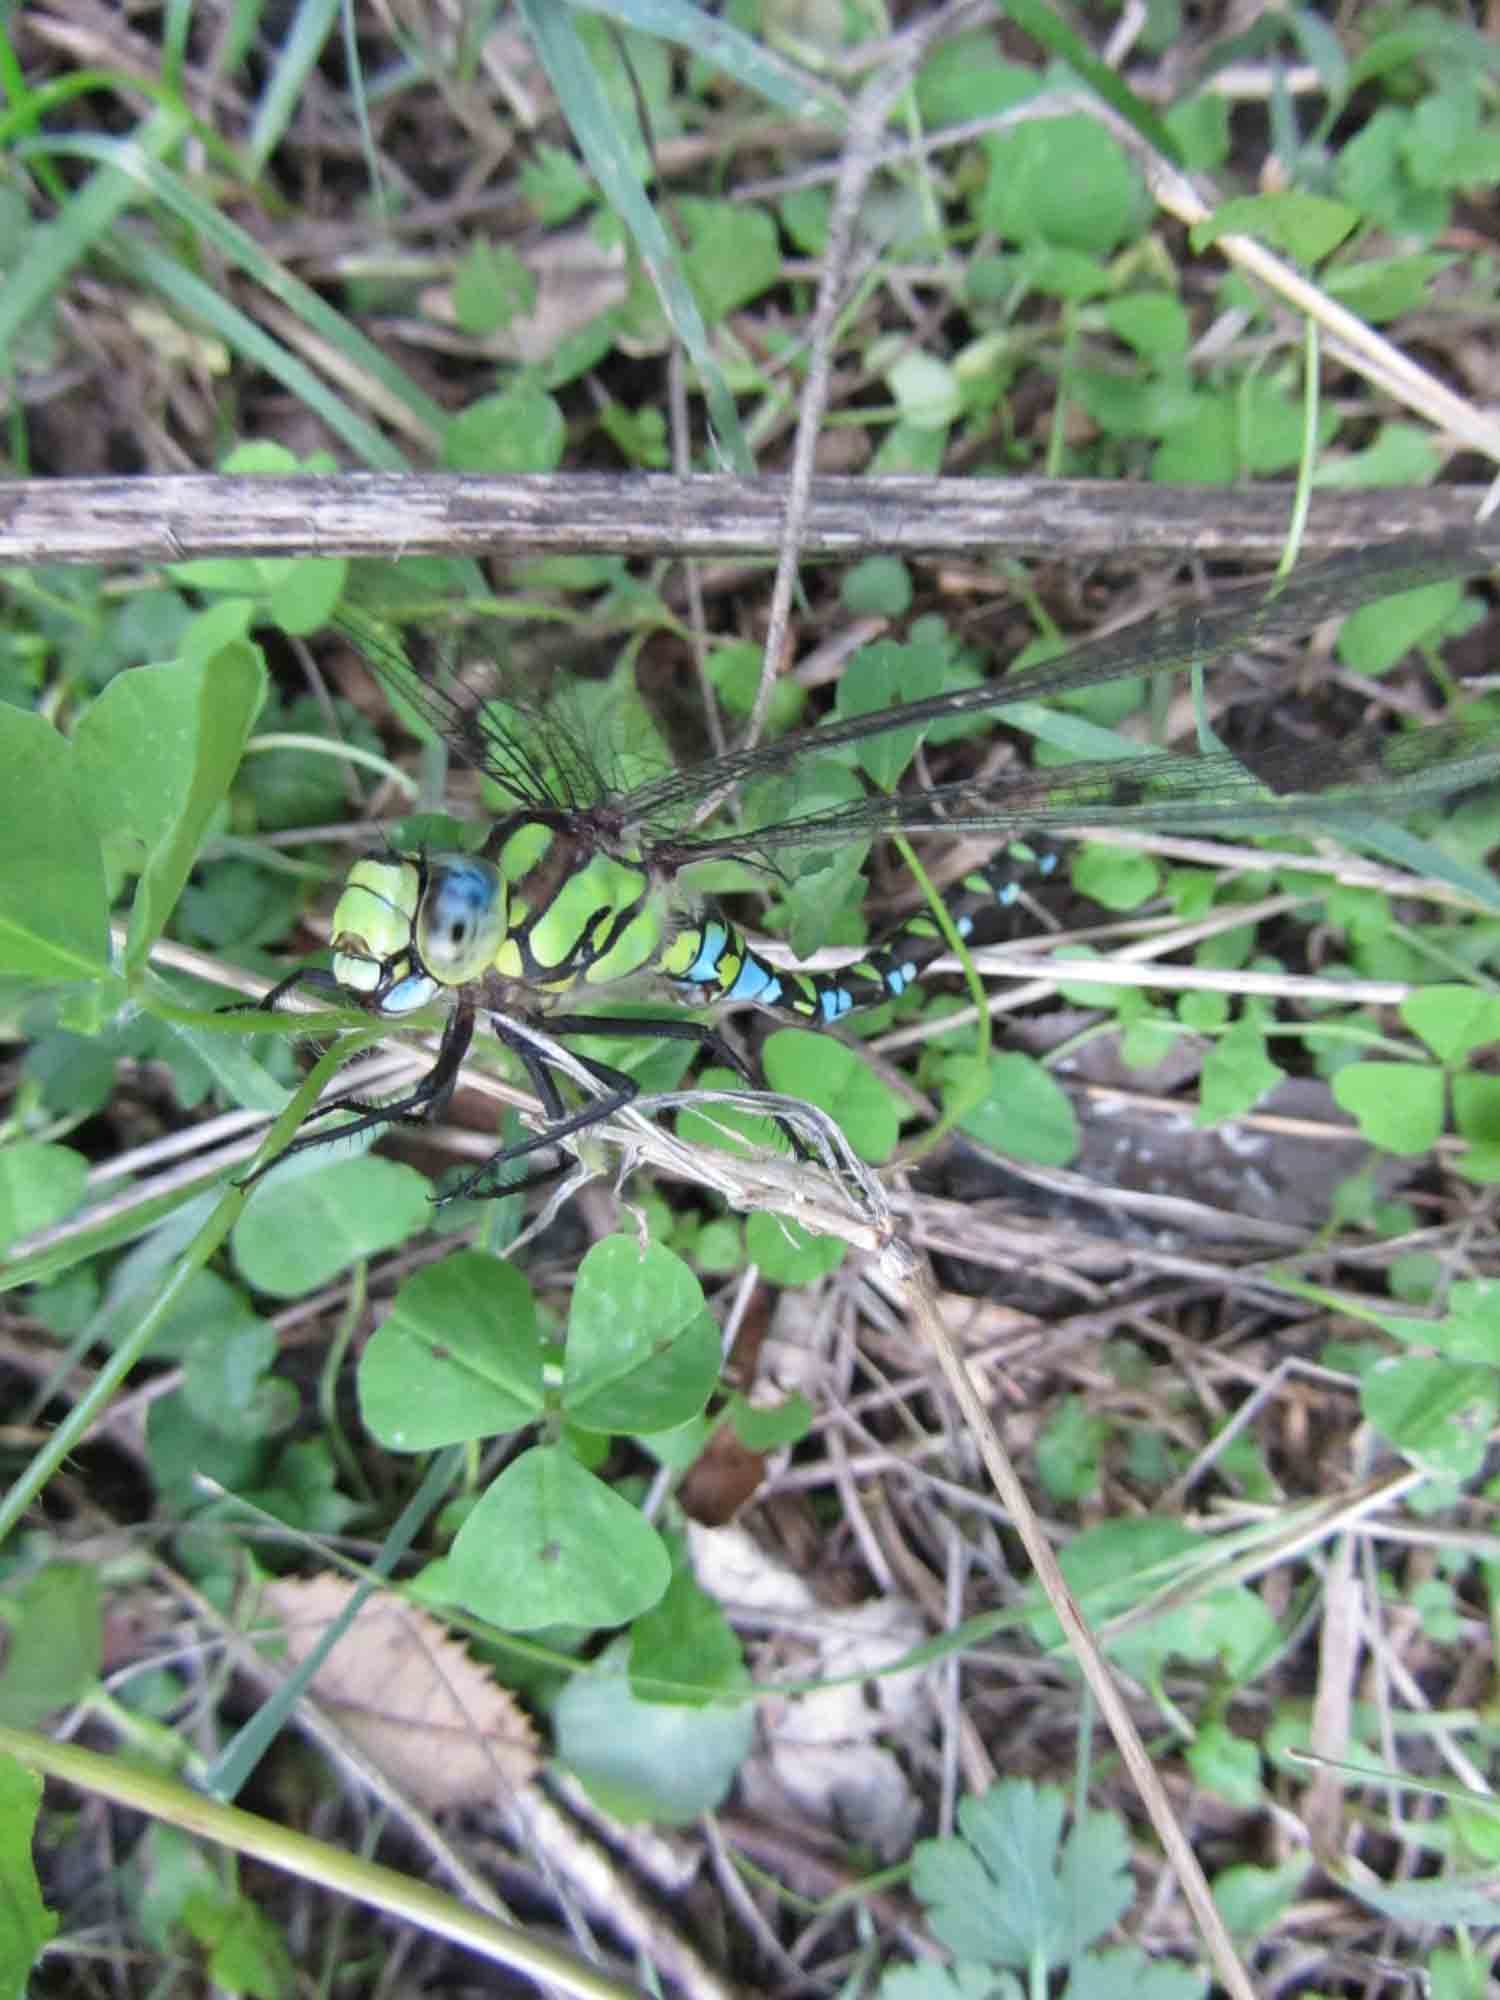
<box><xmin>491</xmin><ymin>821</ymin><xmax>662</xmax><ymax>990</ymax></box>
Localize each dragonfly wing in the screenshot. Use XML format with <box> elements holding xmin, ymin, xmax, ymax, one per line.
<box><xmin>651</xmin><ymin>711</ymin><xmax>1500</xmax><ymax>860</ymax></box>
<box><xmin>608</xmin><ymin>534</ymin><xmax>1497</xmax><ymax>827</ymax></box>
<box><xmin>331</xmin><ymin>605</ymin><xmax>578</xmax><ymax>811</ymax></box>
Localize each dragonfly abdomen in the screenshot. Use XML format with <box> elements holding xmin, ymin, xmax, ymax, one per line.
<box><xmin>662</xmin><ymin>838</ymin><xmax>1064</xmax><ymax>1024</ymax></box>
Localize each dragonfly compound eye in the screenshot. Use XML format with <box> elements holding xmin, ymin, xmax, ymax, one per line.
<box><xmin>416</xmin><ymin>857</ymin><xmax>507</xmax><ymax>985</ymax></box>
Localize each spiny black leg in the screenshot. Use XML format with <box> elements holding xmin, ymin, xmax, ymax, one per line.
<box><xmin>540</xmin><ymin>1012</ymin><xmax>815</xmax><ymax>1163</ymax></box>
<box><xmin>219</xmin><ymin>966</ymin><xmax>346</xmax><ymax>1018</ymax></box>
<box><xmin>489</xmin><ymin>1017</ymin><xmax>572</xmax><ymax>1123</ymax></box>
<box><xmin>442</xmin><ymin>1020</ymin><xmax>645</xmax><ymax>1202</ymax></box>
<box><xmin>238</xmin><ymin>999</ymin><xmax>477</xmax><ymax>1189</ymax></box>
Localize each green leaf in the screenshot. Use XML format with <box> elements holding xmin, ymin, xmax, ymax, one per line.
<box><xmin>73</xmin><ymin>636</ymin><xmax>267</xmax><ymax>974</ymax></box>
<box><xmin>444</xmin><ymin>385</ymin><xmax>566</xmax><ymax>473</ymax></box>
<box><xmin>674</xmin><ymin>1072</ymin><xmax>792</xmax><ymax>1164</ymax></box>
<box><xmin>1198</xmin><ymin>1018</ymin><xmax>1283</xmax><ymax>1124</ymax></box>
<box><xmin>879</xmin><ymin>1965</ymin><xmax>1021</xmax><ymax>2000</ymax></box>
<box><xmin>147</xmin><ymin>1386</ymin><xmax>270</xmax><ymax>1515</ymax></box>
<box><xmin>1104</xmin><ymin>291</ymin><xmax>1190</xmax><ymax>360</ymax></box>
<box><xmin>1185</xmin><ymin>1721</ymin><xmax>1264</xmax><ymax>1808</ymax></box>
<box><xmin>1334</xmin><ymin>106</ymin><xmax>1449</xmax><ymax>240</ymax></box>
<box><xmin>1070</xmin><ymin>362</ymin><xmax>1194</xmax><ymax>443</ymax></box>
<box><xmin>727</xmin><ymin>1390</ymin><xmax>813</xmax><ymax>1449</ymax></box>
<box><xmin>1361</xmin><ymin>1355</ymin><xmax>1497</xmax><ymax>1480</ymax></box>
<box><xmin>910</xmin><ymin>1780</ymin><xmax>1133</xmax><ymax>1970</ymax></box>
<box><xmin>1336</xmin><ymin>575</ymin><xmax>1465</xmax><ymax>674</ymax></box>
<box><xmin>1035</xmin><ymin>1396</ymin><xmax>1105</xmax><ymax>1505</ymax></box>
<box><xmin>448</xmin><ymin>1444</ymin><xmax>670</xmax><ymax>1629</ymax></box>
<box><xmin>680</xmin><ymin>197</ymin><xmax>781</xmax><ymax>322</ymax></box>
<box><xmin>359</xmin><ymin>1253</ymin><xmax>544</xmax><ymax>1449</ymax></box>
<box><xmin>204</xmin><ymin>1896</ymin><xmax>291</xmax><ymax>1998</ymax></box>
<box><xmin>231</xmin><ymin>1156</ymin><xmax>433</xmax><ymax>1296</ymax></box>
<box><xmin>1021</xmin><ymin>246</ymin><xmax>1110</xmax><ymax>303</ymax></box>
<box><xmin>835</xmin><ymin>628</ymin><xmax>982</xmax><ymax>792</ymax></box>
<box><xmin>1024</xmin><ymin>1519</ymin><xmax>1276</xmax><ymax>1680</ymax></box>
<box><xmin>0</xmin><ymin>1755</ymin><xmax>59</xmax><ymax>1975</ymax></box>
<box><xmin>1401</xmin><ymin>985</ymin><xmax>1500</xmax><ymax>1066</ymax></box>
<box><xmin>257</xmin><ymin>555</ymin><xmax>348</xmax><ymax>637</ymax></box>
<box><xmin>1212</xmin><ymin>1856</ymin><xmax>1311</xmax><ymax>1938</ymax></box>
<box><xmin>521</xmin><ymin>143</ymin><xmax>593</xmax><ymax>224</ymax></box>
<box><xmin>1152</xmin><ymin>379</ymin><xmax>1339</xmax><ymax>483</ymax></box>
<box><xmin>980</xmin><ymin>117</ymin><xmax>1145</xmax><ymax>254</ymax></box>
<box><xmin>887</xmin><ymin>352</ymin><xmax>961</xmax><ymax>430</ymax></box>
<box><xmin>1336</xmin><ymin>1865</ymin><xmax>1500</xmax><ymax>1930</ymax></box>
<box><xmin>917</xmin><ymin>47</ymin><xmax>1038</xmax><ymax>130</ymax></box>
<box><xmin>779</xmin><ymin>186</ymin><xmax>830</xmax><ymax>255</ymax></box>
<box><xmin>562</xmin><ymin>1237</ymin><xmax>720</xmax><ymax>1433</ymax></box>
<box><xmin>871</xmin><ymin>418</ymin><xmax>948</xmax><ymax>475</ymax></box>
<box><xmin>1070</xmin><ymin>844</ymin><xmax>1158</xmax><ymax>911</ymax></box>
<box><xmin>1164</xmin><ymin>91</ymin><xmax>1229</xmax><ymax>172</ymax></box>
<box><xmin>452</xmin><ymin>240</ymin><xmax>537</xmax><ymax>333</ymax></box>
<box><xmin>0</xmin><ymin>1564</ymin><xmax>101</xmax><ymax>1728</ymax></box>
<box><xmin>0</xmin><ymin>1142</ymin><xmax>88</xmax><ymax>1253</ymax></box>
<box><xmin>245</xmin><ymin>1437</ymin><xmax>361</xmax><ymax>1537</ymax></box>
<box><xmin>1454</xmin><ymin>1076</ymin><xmax>1500</xmax><ymax>1163</ymax></box>
<box><xmin>553</xmin><ymin>1642</ymin><xmax>755</xmax><ymax>1822</ymax></box>
<box><xmin>1313</xmin><ymin>421</ymin><xmax>1443</xmax><ymax>487</ymax></box>
<box><xmin>1191</xmin><ymin>191</ymin><xmax>1359</xmax><ymax>264</ymax></box>
<box><xmin>1178</xmin><ymin>990</ymin><xmax>1228</xmax><ymax>1034</ymax></box>
<box><xmin>763</xmin><ymin>1032</ymin><xmax>902</xmax><ymax>1164</ymax></box>
<box><xmin>1405</xmin><ymin>90</ymin><xmax>1500</xmax><ymax>192</ymax></box>
<box><xmin>1064</xmin><ymin>1950</ymin><xmax>1207</xmax><ymax>2000</ymax></box>
<box><xmin>1332</xmin><ymin>1061</ymin><xmax>1445</xmax><ymax>1154</ymax></box>
<box><xmin>743</xmin><ymin>1212</ymin><xmax>846</xmax><ymax>1285</ymax></box>
<box><xmin>842</xmin><ymin>557</ymin><xmax>913</xmax><ymax>619</ymax></box>
<box><xmin>1290</xmin><ymin>1278</ymin><xmax>1498</xmax><ymax>1367</ymax></box>
<box><xmin>179</xmin><ymin>1318</ymin><xmax>282</xmax><ymax>1441</ymax></box>
<box><xmin>957</xmin><ymin>1051</ymin><xmax>1080</xmax><ymax>1167</ymax></box>
<box><xmin>1323</xmin><ymin>253</ymin><xmax>1454</xmax><ymax>324</ymax></box>
<box><xmin>0</xmin><ymin>709</ymin><xmax>110</xmax><ymax>982</ymax></box>
<box><xmin>630</xmin><ymin>1559</ymin><xmax>747</xmax><ymax>1703</ymax></box>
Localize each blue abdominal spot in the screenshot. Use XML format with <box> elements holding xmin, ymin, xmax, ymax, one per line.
<box><xmin>726</xmin><ymin>956</ymin><xmax>782</xmax><ymax>1006</ymax></box>
<box><xmin>682</xmin><ymin>921</ymin><xmax>729</xmax><ymax>987</ymax></box>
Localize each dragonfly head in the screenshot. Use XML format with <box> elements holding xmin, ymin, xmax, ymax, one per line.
<box><xmin>331</xmin><ymin>855</ymin><xmax>506</xmax><ymax>1016</ymax></box>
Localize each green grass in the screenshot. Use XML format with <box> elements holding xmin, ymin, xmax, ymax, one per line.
<box><xmin>4</xmin><ymin>5</ymin><xmax>1500</xmax><ymax>1998</ymax></box>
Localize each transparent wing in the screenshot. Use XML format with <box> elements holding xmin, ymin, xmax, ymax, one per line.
<box><xmin>613</xmin><ymin>533</ymin><xmax>1495</xmax><ymax>825</ymax></box>
<box><xmin>652</xmin><ymin>710</ymin><xmax>1500</xmax><ymax>860</ymax></box>
<box><xmin>328</xmin><ymin>534</ymin><xmax>1497</xmax><ymax>850</ymax></box>
<box><xmin>330</xmin><ymin>603</ymin><xmax>601</xmax><ymax>812</ymax></box>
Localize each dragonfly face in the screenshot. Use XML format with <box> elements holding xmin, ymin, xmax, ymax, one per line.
<box><xmin>330</xmin><ymin>854</ymin><xmax>507</xmax><ymax>1017</ymax></box>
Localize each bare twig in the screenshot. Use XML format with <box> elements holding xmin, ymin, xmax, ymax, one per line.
<box><xmin>3</xmin><ymin>472</ymin><xmax>1496</xmax><ymax>566</ymax></box>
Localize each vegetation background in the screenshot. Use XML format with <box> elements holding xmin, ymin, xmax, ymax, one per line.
<box><xmin>2</xmin><ymin>3</ymin><xmax>1500</xmax><ymax>1997</ymax></box>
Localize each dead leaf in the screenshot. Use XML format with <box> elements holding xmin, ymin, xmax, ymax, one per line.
<box><xmin>264</xmin><ymin>1574</ymin><xmax>539</xmax><ymax>1811</ymax></box>
<box><xmin>678</xmin><ymin>1423</ymin><xmax>766</xmax><ymax>1525</ymax></box>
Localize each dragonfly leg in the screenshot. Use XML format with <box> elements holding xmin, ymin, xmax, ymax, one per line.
<box><xmin>444</xmin><ymin>1008</ymin><xmax>818</xmax><ymax>1201</ymax></box>
<box><xmin>441</xmin><ymin>1017</ymin><xmax>647</xmax><ymax>1202</ymax></box>
<box><xmin>237</xmin><ymin>1000</ymin><xmax>477</xmax><ymax>1189</ymax></box>
<box><xmin>217</xmin><ymin>964</ymin><xmax>345</xmax><ymax>1023</ymax></box>
<box><xmin>540</xmin><ymin>1012</ymin><xmax>818</xmax><ymax>1163</ymax></box>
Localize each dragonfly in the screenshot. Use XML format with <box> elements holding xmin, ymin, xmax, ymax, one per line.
<box><xmin>252</xmin><ymin>531</ymin><xmax>1500</xmax><ymax>1198</ymax></box>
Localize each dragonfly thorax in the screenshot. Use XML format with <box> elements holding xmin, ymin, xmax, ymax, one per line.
<box><xmin>488</xmin><ymin>820</ymin><xmax>659</xmax><ymax>992</ymax></box>
<box><xmin>331</xmin><ymin>853</ymin><xmax>507</xmax><ymax>1017</ymax></box>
